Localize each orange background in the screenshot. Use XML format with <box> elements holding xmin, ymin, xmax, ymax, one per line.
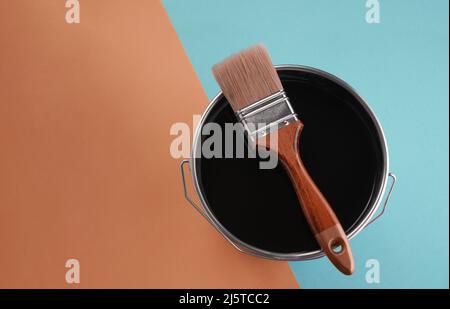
<box><xmin>0</xmin><ymin>0</ymin><xmax>297</xmax><ymax>288</ymax></box>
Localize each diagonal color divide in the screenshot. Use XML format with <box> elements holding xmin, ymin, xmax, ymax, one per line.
<box><xmin>162</xmin><ymin>0</ymin><xmax>449</xmax><ymax>289</ymax></box>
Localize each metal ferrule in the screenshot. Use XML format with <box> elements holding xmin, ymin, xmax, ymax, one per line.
<box><xmin>235</xmin><ymin>91</ymin><xmax>298</xmax><ymax>140</ymax></box>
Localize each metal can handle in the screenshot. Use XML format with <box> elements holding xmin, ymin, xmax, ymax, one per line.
<box><xmin>180</xmin><ymin>159</ymin><xmax>396</xmax><ymax>250</ymax></box>
<box><xmin>365</xmin><ymin>172</ymin><xmax>397</xmax><ymax>227</ymax></box>
<box><xmin>180</xmin><ymin>159</ymin><xmax>249</xmax><ymax>255</ymax></box>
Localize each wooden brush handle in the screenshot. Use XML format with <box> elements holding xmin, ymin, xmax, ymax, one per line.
<box><xmin>257</xmin><ymin>121</ymin><xmax>354</xmax><ymax>275</ymax></box>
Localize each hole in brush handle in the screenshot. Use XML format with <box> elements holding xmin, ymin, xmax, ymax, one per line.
<box><xmin>330</xmin><ymin>237</ymin><xmax>345</xmax><ymax>254</ymax></box>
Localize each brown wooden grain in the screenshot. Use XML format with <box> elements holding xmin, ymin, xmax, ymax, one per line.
<box><xmin>257</xmin><ymin>121</ymin><xmax>355</xmax><ymax>275</ymax></box>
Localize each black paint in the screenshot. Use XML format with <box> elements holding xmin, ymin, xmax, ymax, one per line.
<box><xmin>195</xmin><ymin>68</ymin><xmax>385</xmax><ymax>254</ymax></box>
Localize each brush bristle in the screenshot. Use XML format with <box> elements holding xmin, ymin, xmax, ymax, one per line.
<box><xmin>212</xmin><ymin>44</ymin><xmax>283</xmax><ymax>112</ymax></box>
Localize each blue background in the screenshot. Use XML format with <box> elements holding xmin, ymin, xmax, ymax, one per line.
<box><xmin>163</xmin><ymin>0</ymin><xmax>449</xmax><ymax>288</ymax></box>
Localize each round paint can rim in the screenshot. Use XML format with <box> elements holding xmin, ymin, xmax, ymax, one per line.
<box><xmin>187</xmin><ymin>64</ymin><xmax>393</xmax><ymax>261</ymax></box>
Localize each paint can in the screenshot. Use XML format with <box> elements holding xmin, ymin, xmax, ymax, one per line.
<box><xmin>181</xmin><ymin>65</ymin><xmax>396</xmax><ymax>260</ymax></box>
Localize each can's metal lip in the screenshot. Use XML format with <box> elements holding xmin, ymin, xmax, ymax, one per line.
<box><xmin>189</xmin><ymin>65</ymin><xmax>390</xmax><ymax>261</ymax></box>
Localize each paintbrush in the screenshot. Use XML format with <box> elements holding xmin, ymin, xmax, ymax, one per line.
<box><xmin>212</xmin><ymin>44</ymin><xmax>354</xmax><ymax>275</ymax></box>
